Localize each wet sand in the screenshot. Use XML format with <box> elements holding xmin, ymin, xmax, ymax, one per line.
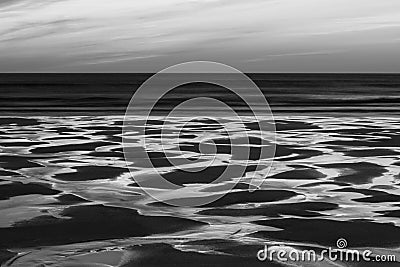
<box><xmin>0</xmin><ymin>115</ymin><xmax>399</xmax><ymax>266</ymax></box>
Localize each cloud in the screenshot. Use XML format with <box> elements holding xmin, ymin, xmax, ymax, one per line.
<box><xmin>0</xmin><ymin>0</ymin><xmax>399</xmax><ymax>72</ymax></box>
<box><xmin>82</xmin><ymin>54</ymin><xmax>163</xmax><ymax>65</ymax></box>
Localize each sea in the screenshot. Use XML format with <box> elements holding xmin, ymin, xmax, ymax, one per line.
<box><xmin>0</xmin><ymin>74</ymin><xmax>399</xmax><ymax>266</ymax></box>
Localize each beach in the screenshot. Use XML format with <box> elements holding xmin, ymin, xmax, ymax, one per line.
<box><xmin>0</xmin><ymin>114</ymin><xmax>399</xmax><ymax>266</ymax></box>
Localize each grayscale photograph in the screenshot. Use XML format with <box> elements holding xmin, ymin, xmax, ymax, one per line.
<box><xmin>0</xmin><ymin>1</ymin><xmax>399</xmax><ymax>266</ymax></box>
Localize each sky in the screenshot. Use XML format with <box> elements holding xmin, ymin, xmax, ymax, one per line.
<box><xmin>0</xmin><ymin>0</ymin><xmax>399</xmax><ymax>72</ymax></box>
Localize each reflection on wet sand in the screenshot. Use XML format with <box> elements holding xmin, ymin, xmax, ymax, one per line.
<box><xmin>0</xmin><ymin>116</ymin><xmax>399</xmax><ymax>266</ymax></box>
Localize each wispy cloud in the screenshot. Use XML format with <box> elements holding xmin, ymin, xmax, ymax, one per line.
<box><xmin>247</xmin><ymin>50</ymin><xmax>344</xmax><ymax>62</ymax></box>
<box><xmin>0</xmin><ymin>0</ymin><xmax>399</xmax><ymax>72</ymax></box>
<box><xmin>82</xmin><ymin>54</ymin><xmax>163</xmax><ymax>65</ymax></box>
